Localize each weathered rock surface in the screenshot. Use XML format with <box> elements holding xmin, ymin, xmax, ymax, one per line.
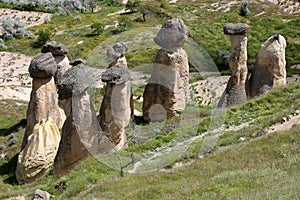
<box><xmin>248</xmin><ymin>34</ymin><xmax>287</xmax><ymax>97</ymax></box>
<box><xmin>41</xmin><ymin>41</ymin><xmax>69</xmax><ymax>56</ymax></box>
<box><xmin>28</xmin><ymin>53</ymin><xmax>57</xmax><ymax>78</ymax></box>
<box><xmin>154</xmin><ymin>18</ymin><xmax>188</xmax><ymax>49</ymax></box>
<box><xmin>33</xmin><ymin>189</ymin><xmax>51</xmax><ymax>200</ymax></box>
<box><xmin>21</xmin><ymin>77</ymin><xmax>64</xmax><ymax>149</ymax></box>
<box><xmin>143</xmin><ymin>47</ymin><xmax>189</xmax><ymax>122</ymax></box>
<box><xmin>107</xmin><ymin>42</ymin><xmax>128</xmax><ymax>60</ymax></box>
<box><xmin>16</xmin><ymin>118</ymin><xmax>60</xmax><ymax>184</ymax></box>
<box><xmin>218</xmin><ymin>23</ymin><xmax>250</xmax><ymax>107</ymax></box>
<box><xmin>17</xmin><ymin>52</ymin><xmax>65</xmax><ymax>183</ymax></box>
<box><xmin>41</xmin><ymin>41</ymin><xmax>73</xmax><ymax>116</ymax></box>
<box><xmin>99</xmin><ymin>65</ymin><xmax>131</xmax><ymax>149</ymax></box>
<box><xmin>107</xmin><ymin>42</ymin><xmax>128</xmax><ymax>68</ymax></box>
<box><xmin>223</xmin><ymin>23</ymin><xmax>251</xmax><ymax>35</ymax></box>
<box><xmin>54</xmin><ymin>64</ymin><xmax>112</xmax><ymax>175</ymax></box>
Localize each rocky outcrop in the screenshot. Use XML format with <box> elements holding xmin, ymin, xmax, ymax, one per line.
<box><xmin>248</xmin><ymin>34</ymin><xmax>287</xmax><ymax>97</ymax></box>
<box><xmin>42</xmin><ymin>41</ymin><xmax>72</xmax><ymax>115</ymax></box>
<box><xmin>107</xmin><ymin>42</ymin><xmax>128</xmax><ymax>68</ymax></box>
<box><xmin>33</xmin><ymin>189</ymin><xmax>51</xmax><ymax>200</ymax></box>
<box><xmin>99</xmin><ymin>65</ymin><xmax>131</xmax><ymax>150</ymax></box>
<box><xmin>16</xmin><ymin>118</ymin><xmax>60</xmax><ymax>184</ymax></box>
<box><xmin>17</xmin><ymin>53</ymin><xmax>64</xmax><ymax>184</ymax></box>
<box><xmin>54</xmin><ymin>64</ymin><xmax>113</xmax><ymax>176</ymax></box>
<box><xmin>143</xmin><ymin>18</ymin><xmax>189</xmax><ymax>123</ymax></box>
<box><xmin>218</xmin><ymin>23</ymin><xmax>251</xmax><ymax>107</ymax></box>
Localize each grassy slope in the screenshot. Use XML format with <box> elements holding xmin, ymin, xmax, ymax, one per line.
<box><xmin>0</xmin><ymin>0</ymin><xmax>300</xmax><ymax>199</ymax></box>
<box><xmin>0</xmin><ymin>82</ymin><xmax>299</xmax><ymax>199</ymax></box>
<box><xmin>1</xmin><ymin>0</ymin><xmax>300</xmax><ymax>74</ymax></box>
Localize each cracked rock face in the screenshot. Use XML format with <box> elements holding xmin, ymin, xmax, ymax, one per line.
<box><xmin>107</xmin><ymin>42</ymin><xmax>128</xmax><ymax>60</ymax></box>
<box><xmin>56</xmin><ymin>64</ymin><xmax>101</xmax><ymax>99</ymax></box>
<box><xmin>143</xmin><ymin>48</ymin><xmax>189</xmax><ymax>123</ymax></box>
<box><xmin>41</xmin><ymin>41</ymin><xmax>69</xmax><ymax>56</ymax></box>
<box><xmin>154</xmin><ymin>18</ymin><xmax>188</xmax><ymax>49</ymax></box>
<box><xmin>54</xmin><ymin>64</ymin><xmax>113</xmax><ymax>175</ymax></box>
<box><xmin>223</xmin><ymin>23</ymin><xmax>251</xmax><ymax>35</ymax></box>
<box><xmin>28</xmin><ymin>52</ymin><xmax>57</xmax><ymax>78</ymax></box>
<box><xmin>143</xmin><ymin>19</ymin><xmax>189</xmax><ymax>122</ymax></box>
<box><xmin>107</xmin><ymin>42</ymin><xmax>128</xmax><ymax>68</ymax></box>
<box><xmin>248</xmin><ymin>34</ymin><xmax>287</xmax><ymax>97</ymax></box>
<box><xmin>218</xmin><ymin>23</ymin><xmax>250</xmax><ymax>107</ymax></box>
<box><xmin>99</xmin><ymin>65</ymin><xmax>132</xmax><ymax>150</ymax></box>
<box><xmin>17</xmin><ymin>52</ymin><xmax>64</xmax><ymax>184</ymax></box>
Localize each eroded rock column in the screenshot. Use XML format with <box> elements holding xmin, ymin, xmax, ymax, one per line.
<box><xmin>16</xmin><ymin>52</ymin><xmax>63</xmax><ymax>184</ymax></box>
<box><xmin>107</xmin><ymin>42</ymin><xmax>128</xmax><ymax>68</ymax></box>
<box><xmin>54</xmin><ymin>64</ymin><xmax>113</xmax><ymax>176</ymax></box>
<box><xmin>218</xmin><ymin>23</ymin><xmax>250</xmax><ymax>107</ymax></box>
<box><xmin>99</xmin><ymin>65</ymin><xmax>131</xmax><ymax>150</ymax></box>
<box><xmin>42</xmin><ymin>41</ymin><xmax>73</xmax><ymax>116</ymax></box>
<box><xmin>143</xmin><ymin>18</ymin><xmax>189</xmax><ymax>123</ymax></box>
<box><xmin>248</xmin><ymin>34</ymin><xmax>287</xmax><ymax>97</ymax></box>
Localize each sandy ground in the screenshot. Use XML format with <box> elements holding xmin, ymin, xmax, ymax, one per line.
<box><xmin>0</xmin><ymin>8</ymin><xmax>52</xmax><ymax>35</ymax></box>
<box><xmin>0</xmin><ymin>9</ymin><xmax>52</xmax><ymax>101</ymax></box>
<box><xmin>0</xmin><ymin>52</ymin><xmax>32</xmax><ymax>101</ymax></box>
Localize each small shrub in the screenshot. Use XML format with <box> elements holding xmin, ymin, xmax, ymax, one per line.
<box><xmin>44</xmin><ymin>16</ymin><xmax>51</xmax><ymax>24</ymax></box>
<box><xmin>216</xmin><ymin>50</ymin><xmax>230</xmax><ymax>70</ymax></box>
<box><xmin>240</xmin><ymin>0</ymin><xmax>250</xmax><ymax>17</ymax></box>
<box><xmin>91</xmin><ymin>22</ymin><xmax>104</xmax><ymax>34</ymax></box>
<box><xmin>73</xmin><ymin>15</ymin><xmax>82</xmax><ymax>22</ymax></box>
<box><xmin>0</xmin><ymin>38</ymin><xmax>7</xmax><ymax>49</ymax></box>
<box><xmin>32</xmin><ymin>28</ymin><xmax>51</xmax><ymax>48</ymax></box>
<box><xmin>0</xmin><ymin>16</ymin><xmax>32</xmax><ymax>39</ymax></box>
<box><xmin>126</xmin><ymin>0</ymin><xmax>141</xmax><ymax>13</ymax></box>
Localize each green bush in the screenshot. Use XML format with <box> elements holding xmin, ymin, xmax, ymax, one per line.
<box><xmin>91</xmin><ymin>22</ymin><xmax>104</xmax><ymax>34</ymax></box>
<box><xmin>32</xmin><ymin>28</ymin><xmax>51</xmax><ymax>48</ymax></box>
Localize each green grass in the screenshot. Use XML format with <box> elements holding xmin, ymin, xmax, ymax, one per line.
<box><xmin>2</xmin><ymin>0</ymin><xmax>300</xmax><ymax>74</ymax></box>
<box><xmin>84</xmin><ymin>125</ymin><xmax>300</xmax><ymax>199</ymax></box>
<box><xmin>1</xmin><ymin>1</ymin><xmax>300</xmax><ymax>198</ymax></box>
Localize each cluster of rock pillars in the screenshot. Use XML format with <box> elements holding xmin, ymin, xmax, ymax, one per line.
<box><xmin>15</xmin><ymin>18</ymin><xmax>287</xmax><ymax>183</ymax></box>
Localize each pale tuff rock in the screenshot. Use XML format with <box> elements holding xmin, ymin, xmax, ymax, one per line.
<box><xmin>107</xmin><ymin>42</ymin><xmax>128</xmax><ymax>68</ymax></box>
<box><xmin>16</xmin><ymin>118</ymin><xmax>61</xmax><ymax>184</ymax></box>
<box><xmin>143</xmin><ymin>18</ymin><xmax>189</xmax><ymax>123</ymax></box>
<box><xmin>99</xmin><ymin>65</ymin><xmax>132</xmax><ymax>150</ymax></box>
<box><xmin>54</xmin><ymin>64</ymin><xmax>113</xmax><ymax>175</ymax></box>
<box><xmin>248</xmin><ymin>34</ymin><xmax>287</xmax><ymax>97</ymax></box>
<box><xmin>17</xmin><ymin>52</ymin><xmax>64</xmax><ymax>183</ymax></box>
<box><xmin>33</xmin><ymin>189</ymin><xmax>51</xmax><ymax>200</ymax></box>
<box><xmin>218</xmin><ymin>23</ymin><xmax>250</xmax><ymax>107</ymax></box>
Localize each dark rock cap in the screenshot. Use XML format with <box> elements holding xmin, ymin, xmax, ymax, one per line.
<box><xmin>41</xmin><ymin>41</ymin><xmax>69</xmax><ymax>56</ymax></box>
<box><xmin>56</xmin><ymin>64</ymin><xmax>100</xmax><ymax>98</ymax></box>
<box><xmin>70</xmin><ymin>58</ymin><xmax>85</xmax><ymax>66</ymax></box>
<box><xmin>154</xmin><ymin>18</ymin><xmax>188</xmax><ymax>49</ymax></box>
<box><xmin>223</xmin><ymin>23</ymin><xmax>251</xmax><ymax>35</ymax></box>
<box><xmin>107</xmin><ymin>42</ymin><xmax>128</xmax><ymax>60</ymax></box>
<box><xmin>101</xmin><ymin>65</ymin><xmax>130</xmax><ymax>84</ymax></box>
<box><xmin>29</xmin><ymin>52</ymin><xmax>57</xmax><ymax>78</ymax></box>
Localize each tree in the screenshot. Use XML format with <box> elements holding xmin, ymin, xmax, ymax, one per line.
<box><xmin>240</xmin><ymin>0</ymin><xmax>250</xmax><ymax>17</ymax></box>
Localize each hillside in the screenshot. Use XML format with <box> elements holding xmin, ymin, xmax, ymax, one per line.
<box><xmin>0</xmin><ymin>81</ymin><xmax>299</xmax><ymax>199</ymax></box>
<box><xmin>0</xmin><ymin>0</ymin><xmax>300</xmax><ymax>199</ymax></box>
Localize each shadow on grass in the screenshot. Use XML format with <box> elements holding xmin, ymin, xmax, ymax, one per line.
<box><xmin>0</xmin><ymin>119</ymin><xmax>27</xmax><ymax>137</ymax></box>
<box><xmin>0</xmin><ymin>153</ymin><xmax>18</xmax><ymax>185</ymax></box>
